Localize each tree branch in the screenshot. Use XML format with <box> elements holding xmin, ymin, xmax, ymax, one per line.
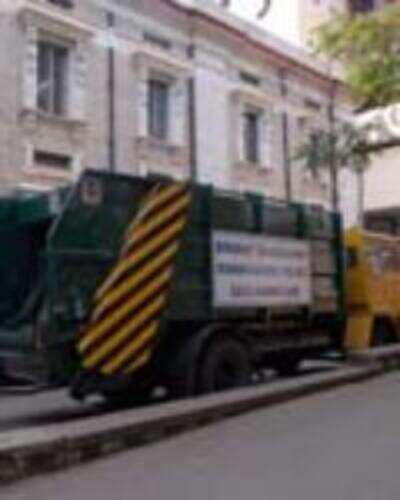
<box><xmin>357</xmin><ymin>138</ymin><xmax>400</xmax><ymax>154</ymax></box>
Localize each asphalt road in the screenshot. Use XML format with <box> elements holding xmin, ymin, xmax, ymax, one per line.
<box><xmin>3</xmin><ymin>371</ymin><xmax>400</xmax><ymax>500</ymax></box>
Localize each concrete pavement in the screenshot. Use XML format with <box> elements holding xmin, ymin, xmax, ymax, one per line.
<box><xmin>3</xmin><ymin>371</ymin><xmax>400</xmax><ymax>500</ymax></box>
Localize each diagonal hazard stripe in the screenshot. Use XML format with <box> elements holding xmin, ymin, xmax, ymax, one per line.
<box><xmin>124</xmin><ymin>349</ymin><xmax>152</xmax><ymax>375</ymax></box>
<box><xmin>92</xmin><ymin>242</ymin><xmax>179</xmax><ymax>321</ymax></box>
<box><xmin>123</xmin><ymin>183</ymin><xmax>185</xmax><ymax>238</ymax></box>
<box><xmin>82</xmin><ymin>293</ymin><xmax>167</xmax><ymax>370</ymax></box>
<box><xmin>79</xmin><ymin>267</ymin><xmax>172</xmax><ymax>355</ymax></box>
<box><xmin>122</xmin><ymin>185</ymin><xmax>162</xmax><ymax>245</ymax></box>
<box><xmin>101</xmin><ymin>321</ymin><xmax>158</xmax><ymax>375</ymax></box>
<box><xmin>121</xmin><ymin>193</ymin><xmax>191</xmax><ymax>256</ymax></box>
<box><xmin>94</xmin><ymin>217</ymin><xmax>187</xmax><ymax>302</ymax></box>
<box><xmin>78</xmin><ymin>180</ymin><xmax>192</xmax><ymax>379</ymax></box>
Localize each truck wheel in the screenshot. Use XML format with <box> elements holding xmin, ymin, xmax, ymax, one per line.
<box><xmin>273</xmin><ymin>355</ymin><xmax>302</xmax><ymax>377</ymax></box>
<box><xmin>372</xmin><ymin>322</ymin><xmax>396</xmax><ymax>347</ymax></box>
<box><xmin>102</xmin><ymin>388</ymin><xmax>152</xmax><ymax>408</ymax></box>
<box><xmin>198</xmin><ymin>338</ymin><xmax>251</xmax><ymax>394</ymax></box>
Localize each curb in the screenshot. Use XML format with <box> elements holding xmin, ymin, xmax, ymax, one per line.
<box><xmin>347</xmin><ymin>344</ymin><xmax>400</xmax><ymax>370</ymax></box>
<box><xmin>0</xmin><ymin>364</ymin><xmax>383</xmax><ymax>485</ymax></box>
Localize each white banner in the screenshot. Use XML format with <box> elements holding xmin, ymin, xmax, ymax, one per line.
<box><xmin>212</xmin><ymin>231</ymin><xmax>312</xmax><ymax>308</ymax></box>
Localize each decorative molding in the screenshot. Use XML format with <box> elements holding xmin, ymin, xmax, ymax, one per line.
<box><xmin>133</xmin><ymin>44</ymin><xmax>193</xmax><ymax>75</ymax></box>
<box><xmin>18</xmin><ymin>1</ymin><xmax>95</xmax><ymax>40</ymax></box>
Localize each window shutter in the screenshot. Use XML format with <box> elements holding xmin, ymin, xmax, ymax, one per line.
<box><xmin>37</xmin><ymin>42</ymin><xmax>52</xmax><ymax>112</ymax></box>
<box><xmin>137</xmin><ymin>73</ymin><xmax>148</xmax><ymax>137</ymax></box>
<box><xmin>263</xmin><ymin>108</ymin><xmax>283</xmax><ymax>170</ymax></box>
<box><xmin>69</xmin><ymin>45</ymin><xmax>86</xmax><ymax>120</ymax></box>
<box><xmin>259</xmin><ymin>109</ymin><xmax>270</xmax><ymax>168</ymax></box>
<box><xmin>170</xmin><ymin>79</ymin><xmax>187</xmax><ymax>146</ymax></box>
<box><xmin>238</xmin><ymin>103</ymin><xmax>246</xmax><ymax>162</ymax></box>
<box><xmin>24</xmin><ymin>26</ymin><xmax>38</xmax><ymax>109</ymax></box>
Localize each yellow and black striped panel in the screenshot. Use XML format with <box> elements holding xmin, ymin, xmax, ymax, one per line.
<box><xmin>77</xmin><ymin>182</ymin><xmax>191</xmax><ymax>377</ymax></box>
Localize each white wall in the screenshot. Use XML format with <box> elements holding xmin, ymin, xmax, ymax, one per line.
<box><xmin>195</xmin><ymin>49</ymin><xmax>231</xmax><ymax>188</ymax></box>
<box><xmin>365</xmin><ymin>148</ymin><xmax>400</xmax><ymax>210</ymax></box>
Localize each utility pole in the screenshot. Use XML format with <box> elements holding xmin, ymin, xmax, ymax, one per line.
<box><xmin>106</xmin><ymin>11</ymin><xmax>116</xmax><ymax>173</ymax></box>
<box><xmin>187</xmin><ymin>44</ymin><xmax>198</xmax><ymax>182</ymax></box>
<box><xmin>328</xmin><ymin>79</ymin><xmax>339</xmax><ymax>212</ymax></box>
<box><xmin>279</xmin><ymin>68</ymin><xmax>292</xmax><ymax>202</ymax></box>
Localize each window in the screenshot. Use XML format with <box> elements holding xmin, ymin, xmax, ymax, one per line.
<box><xmin>348</xmin><ymin>0</ymin><xmax>375</xmax><ymax>13</ymax></box>
<box><xmin>37</xmin><ymin>41</ymin><xmax>69</xmax><ymax>116</ymax></box>
<box><xmin>34</xmin><ymin>151</ymin><xmax>71</xmax><ymax>170</ymax></box>
<box><xmin>308</xmin><ymin>131</ymin><xmax>322</xmax><ymax>178</ymax></box>
<box><xmin>47</xmin><ymin>0</ymin><xmax>74</xmax><ymax>8</ymax></box>
<box><xmin>143</xmin><ymin>32</ymin><xmax>171</xmax><ymax>51</ymax></box>
<box><xmin>243</xmin><ymin>110</ymin><xmax>260</xmax><ymax>163</ymax></box>
<box><xmin>148</xmin><ymin>79</ymin><xmax>170</xmax><ymax>140</ymax></box>
<box><xmin>240</xmin><ymin>71</ymin><xmax>260</xmax><ymax>87</ymax></box>
<box><xmin>304</xmin><ymin>98</ymin><xmax>321</xmax><ymax>112</ymax></box>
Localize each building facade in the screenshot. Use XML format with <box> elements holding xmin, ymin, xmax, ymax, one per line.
<box><xmin>0</xmin><ymin>0</ymin><xmax>343</xmax><ymax>209</ymax></box>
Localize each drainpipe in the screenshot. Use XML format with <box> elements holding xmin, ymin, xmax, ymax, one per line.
<box><xmin>187</xmin><ymin>43</ymin><xmax>197</xmax><ymax>182</ymax></box>
<box><xmin>328</xmin><ymin>79</ymin><xmax>338</xmax><ymax>212</ymax></box>
<box><xmin>279</xmin><ymin>68</ymin><xmax>292</xmax><ymax>202</ymax></box>
<box><xmin>106</xmin><ymin>11</ymin><xmax>116</xmax><ymax>173</ymax></box>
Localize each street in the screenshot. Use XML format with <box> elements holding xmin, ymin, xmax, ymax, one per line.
<box><xmin>3</xmin><ymin>371</ymin><xmax>400</xmax><ymax>500</ymax></box>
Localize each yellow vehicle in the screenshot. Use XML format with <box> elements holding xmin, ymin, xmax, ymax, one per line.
<box><xmin>344</xmin><ymin>228</ymin><xmax>400</xmax><ymax>350</ymax></box>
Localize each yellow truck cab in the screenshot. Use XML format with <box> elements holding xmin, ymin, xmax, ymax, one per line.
<box><xmin>345</xmin><ymin>228</ymin><xmax>400</xmax><ymax>350</ymax></box>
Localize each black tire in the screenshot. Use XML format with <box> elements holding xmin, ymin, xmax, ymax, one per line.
<box><xmin>273</xmin><ymin>355</ymin><xmax>302</xmax><ymax>377</ymax></box>
<box><xmin>198</xmin><ymin>337</ymin><xmax>251</xmax><ymax>394</ymax></box>
<box><xmin>371</xmin><ymin>322</ymin><xmax>396</xmax><ymax>347</ymax></box>
<box><xmin>102</xmin><ymin>386</ymin><xmax>152</xmax><ymax>408</ymax></box>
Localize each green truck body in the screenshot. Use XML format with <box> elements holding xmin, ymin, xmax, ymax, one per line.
<box><xmin>0</xmin><ymin>171</ymin><xmax>344</xmax><ymax>399</ymax></box>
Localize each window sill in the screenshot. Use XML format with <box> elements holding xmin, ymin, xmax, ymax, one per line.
<box><xmin>21</xmin><ymin>108</ymin><xmax>88</xmax><ymax>127</ymax></box>
<box><xmin>22</xmin><ymin>166</ymin><xmax>73</xmax><ymax>181</ymax></box>
<box><xmin>136</xmin><ymin>135</ymin><xmax>185</xmax><ymax>152</ymax></box>
<box><xmin>234</xmin><ymin>160</ymin><xmax>275</xmax><ymax>175</ymax></box>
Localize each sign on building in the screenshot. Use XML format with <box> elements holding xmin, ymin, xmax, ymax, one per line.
<box><xmin>212</xmin><ymin>231</ymin><xmax>312</xmax><ymax>308</ymax></box>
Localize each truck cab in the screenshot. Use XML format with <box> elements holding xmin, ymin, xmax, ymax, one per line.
<box><xmin>344</xmin><ymin>228</ymin><xmax>400</xmax><ymax>350</ymax></box>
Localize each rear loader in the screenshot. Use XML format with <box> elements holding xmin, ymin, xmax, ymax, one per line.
<box><xmin>0</xmin><ymin>170</ymin><xmax>344</xmax><ymax>401</ymax></box>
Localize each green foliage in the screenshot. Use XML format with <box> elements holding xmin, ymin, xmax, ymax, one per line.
<box><xmin>295</xmin><ymin>123</ymin><xmax>370</xmax><ymax>178</ymax></box>
<box><xmin>313</xmin><ymin>6</ymin><xmax>400</xmax><ymax>109</ymax></box>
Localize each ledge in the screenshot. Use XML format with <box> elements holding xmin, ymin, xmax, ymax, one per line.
<box><xmin>22</xmin><ymin>166</ymin><xmax>73</xmax><ymax>182</ymax></box>
<box><xmin>233</xmin><ymin>160</ymin><xmax>275</xmax><ymax>176</ymax></box>
<box><xmin>231</xmin><ymin>84</ymin><xmax>284</xmax><ymax>109</ymax></box>
<box><xmin>19</xmin><ymin>0</ymin><xmax>95</xmax><ymax>39</ymax></box>
<box><xmin>133</xmin><ymin>44</ymin><xmax>192</xmax><ymax>75</ymax></box>
<box><xmin>20</xmin><ymin>108</ymin><xmax>88</xmax><ymax>128</ymax></box>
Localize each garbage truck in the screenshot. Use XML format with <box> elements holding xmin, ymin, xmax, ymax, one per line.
<box><xmin>0</xmin><ymin>170</ymin><xmax>345</xmax><ymax>401</ymax></box>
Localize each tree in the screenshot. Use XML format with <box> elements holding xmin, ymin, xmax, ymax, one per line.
<box><xmin>295</xmin><ymin>123</ymin><xmax>370</xmax><ymax>224</ymax></box>
<box><xmin>297</xmin><ymin>4</ymin><xmax>400</xmax><ymax>223</ymax></box>
<box><xmin>313</xmin><ymin>4</ymin><xmax>400</xmax><ymax>154</ymax></box>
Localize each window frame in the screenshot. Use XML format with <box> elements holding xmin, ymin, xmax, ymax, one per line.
<box><xmin>33</xmin><ymin>150</ymin><xmax>72</xmax><ymax>171</ymax></box>
<box><xmin>348</xmin><ymin>0</ymin><xmax>376</xmax><ymax>13</ymax></box>
<box><xmin>48</xmin><ymin>0</ymin><xmax>74</xmax><ymax>8</ymax></box>
<box><xmin>147</xmin><ymin>77</ymin><xmax>171</xmax><ymax>141</ymax></box>
<box><xmin>37</xmin><ymin>39</ymin><xmax>69</xmax><ymax>117</ymax></box>
<box><xmin>242</xmin><ymin>106</ymin><xmax>262</xmax><ymax>164</ymax></box>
